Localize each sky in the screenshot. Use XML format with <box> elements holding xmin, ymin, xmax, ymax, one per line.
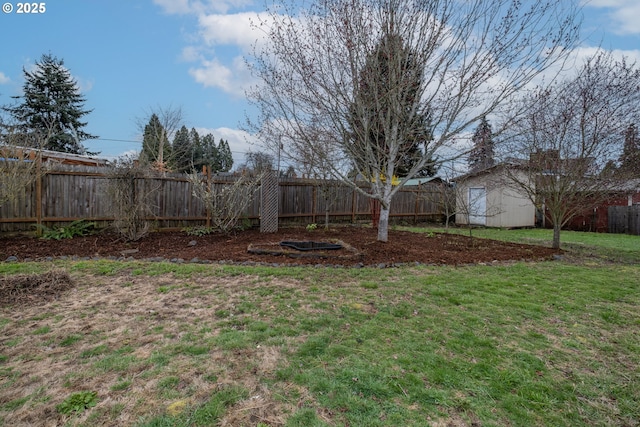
<box><xmin>0</xmin><ymin>0</ymin><xmax>639</xmax><ymax>168</ymax></box>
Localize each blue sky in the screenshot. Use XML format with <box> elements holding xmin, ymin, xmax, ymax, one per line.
<box><xmin>1</xmin><ymin>0</ymin><xmax>639</xmax><ymax>167</ymax></box>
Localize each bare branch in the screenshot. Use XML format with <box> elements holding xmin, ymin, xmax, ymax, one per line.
<box><xmin>499</xmin><ymin>50</ymin><xmax>640</xmax><ymax>248</ymax></box>
<box><xmin>247</xmin><ymin>0</ymin><xmax>581</xmax><ymax>241</ymax></box>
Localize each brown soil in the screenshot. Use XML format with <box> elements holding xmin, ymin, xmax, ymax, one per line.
<box><xmin>0</xmin><ymin>226</ymin><xmax>558</xmax><ymax>267</ymax></box>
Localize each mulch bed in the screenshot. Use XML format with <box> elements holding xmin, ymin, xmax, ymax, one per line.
<box><xmin>0</xmin><ymin>226</ymin><xmax>559</xmax><ymax>267</ymax></box>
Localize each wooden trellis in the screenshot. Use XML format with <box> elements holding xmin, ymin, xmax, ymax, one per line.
<box><xmin>260</xmin><ymin>170</ymin><xmax>279</xmax><ymax>233</ymax></box>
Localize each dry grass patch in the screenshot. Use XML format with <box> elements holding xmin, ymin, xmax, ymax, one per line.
<box><xmin>0</xmin><ymin>270</ymin><xmax>314</xmax><ymax>427</ymax></box>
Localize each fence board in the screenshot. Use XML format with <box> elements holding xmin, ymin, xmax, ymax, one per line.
<box><xmin>1</xmin><ymin>166</ymin><xmax>447</xmax><ymax>233</ymax></box>
<box><xmin>608</xmin><ymin>205</ymin><xmax>640</xmax><ymax>235</ymax></box>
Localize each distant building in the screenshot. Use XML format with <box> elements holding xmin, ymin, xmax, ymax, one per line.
<box><xmin>0</xmin><ymin>146</ymin><xmax>109</xmax><ymax>167</ymax></box>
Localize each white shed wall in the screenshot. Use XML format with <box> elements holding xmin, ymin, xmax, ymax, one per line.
<box><xmin>456</xmin><ymin>168</ymin><xmax>535</xmax><ymax>228</ymax></box>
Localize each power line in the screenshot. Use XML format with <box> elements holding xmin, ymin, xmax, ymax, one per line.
<box><xmin>91</xmin><ymin>138</ymin><xmax>140</xmax><ymax>143</ymax></box>
<box><xmin>90</xmin><ymin>137</ymin><xmax>255</xmax><ymax>155</ymax></box>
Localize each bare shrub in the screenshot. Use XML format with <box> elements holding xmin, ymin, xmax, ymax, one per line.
<box><xmin>104</xmin><ymin>159</ymin><xmax>159</xmax><ymax>241</ymax></box>
<box><xmin>0</xmin><ymin>145</ymin><xmax>43</xmax><ymax>208</ymax></box>
<box><xmin>187</xmin><ymin>173</ymin><xmax>262</xmax><ymax>233</ymax></box>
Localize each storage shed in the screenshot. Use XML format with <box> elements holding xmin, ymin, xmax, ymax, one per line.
<box><xmin>453</xmin><ymin>164</ymin><xmax>535</xmax><ymax>228</ymax></box>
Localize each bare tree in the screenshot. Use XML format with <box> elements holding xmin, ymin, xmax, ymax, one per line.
<box><xmin>423</xmin><ymin>162</ymin><xmax>457</xmax><ymax>231</ymax></box>
<box><xmin>246</xmin><ymin>0</ymin><xmax>580</xmax><ymax>242</ymax></box>
<box><xmin>138</xmin><ymin>105</ymin><xmax>184</xmax><ymax>172</ymax></box>
<box><xmin>239</xmin><ymin>151</ymin><xmax>275</xmax><ymax>176</ymax></box>
<box><xmin>499</xmin><ymin>51</ymin><xmax>640</xmax><ymax>249</ymax></box>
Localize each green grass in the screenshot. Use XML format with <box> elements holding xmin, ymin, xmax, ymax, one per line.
<box><xmin>403</xmin><ymin>225</ymin><xmax>640</xmax><ymax>263</ymax></box>
<box><xmin>135</xmin><ymin>385</ymin><xmax>249</xmax><ymax>427</ymax></box>
<box><xmin>0</xmin><ymin>228</ymin><xmax>638</xmax><ymax>426</ymax></box>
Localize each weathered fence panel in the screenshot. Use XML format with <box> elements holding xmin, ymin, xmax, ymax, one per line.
<box><xmin>608</xmin><ymin>205</ymin><xmax>640</xmax><ymax>235</ymax></box>
<box><xmin>0</xmin><ymin>165</ymin><xmax>447</xmax><ymax>233</ymax></box>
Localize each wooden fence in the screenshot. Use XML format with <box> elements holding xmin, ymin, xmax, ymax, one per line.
<box><xmin>0</xmin><ymin>164</ymin><xmax>447</xmax><ymax>233</ymax></box>
<box><xmin>608</xmin><ymin>205</ymin><xmax>640</xmax><ymax>236</ymax></box>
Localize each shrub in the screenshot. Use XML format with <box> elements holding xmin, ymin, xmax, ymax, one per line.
<box><xmin>187</xmin><ymin>173</ymin><xmax>262</xmax><ymax>233</ymax></box>
<box><xmin>36</xmin><ymin>220</ymin><xmax>95</xmax><ymax>240</ymax></box>
<box><xmin>183</xmin><ymin>225</ymin><xmax>216</xmax><ymax>236</ymax></box>
<box><xmin>104</xmin><ymin>159</ymin><xmax>159</xmax><ymax>241</ymax></box>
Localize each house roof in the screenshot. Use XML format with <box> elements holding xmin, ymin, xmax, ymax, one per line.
<box><xmin>452</xmin><ymin>159</ymin><xmax>525</xmax><ymax>182</ymax></box>
<box><xmin>0</xmin><ymin>146</ymin><xmax>109</xmax><ymax>167</ymax></box>
<box><xmin>403</xmin><ymin>176</ymin><xmax>445</xmax><ymax>186</ymax></box>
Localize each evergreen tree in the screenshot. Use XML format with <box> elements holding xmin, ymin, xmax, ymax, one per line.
<box><xmin>141</xmin><ymin>113</ymin><xmax>171</xmax><ymax>169</ymax></box>
<box><xmin>190</xmin><ymin>128</ymin><xmax>204</xmax><ymax>171</ymax></box>
<box><xmin>347</xmin><ymin>31</ymin><xmax>436</xmax><ymax>179</ymax></box>
<box><xmin>172</xmin><ymin>125</ymin><xmax>192</xmax><ymax>172</ymax></box>
<box><xmin>200</xmin><ymin>133</ymin><xmax>220</xmax><ymax>172</ymax></box>
<box><xmin>468</xmin><ymin>116</ymin><xmax>495</xmax><ymax>173</ymax></box>
<box><xmin>619</xmin><ymin>123</ymin><xmax>640</xmax><ymax>176</ymax></box>
<box><xmin>4</xmin><ymin>54</ymin><xmax>97</xmax><ymax>154</ymax></box>
<box><xmin>217</xmin><ymin>139</ymin><xmax>233</xmax><ymax>172</ymax></box>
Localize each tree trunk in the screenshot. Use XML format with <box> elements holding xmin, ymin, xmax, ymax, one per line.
<box><xmin>377</xmin><ymin>206</ymin><xmax>390</xmax><ymax>242</ymax></box>
<box><xmin>552</xmin><ymin>223</ymin><xmax>561</xmax><ymax>249</ymax></box>
<box><xmin>325</xmin><ymin>207</ymin><xmax>329</xmax><ymax>230</ymax></box>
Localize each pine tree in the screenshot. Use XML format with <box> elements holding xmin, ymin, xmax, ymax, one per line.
<box><xmin>200</xmin><ymin>133</ymin><xmax>220</xmax><ymax>172</ymax></box>
<box><xmin>189</xmin><ymin>128</ymin><xmax>204</xmax><ymax>171</ymax></box>
<box><xmin>347</xmin><ymin>31</ymin><xmax>436</xmax><ymax>179</ymax></box>
<box><xmin>468</xmin><ymin>116</ymin><xmax>495</xmax><ymax>173</ymax></box>
<box><xmin>218</xmin><ymin>139</ymin><xmax>233</xmax><ymax>172</ymax></box>
<box><xmin>4</xmin><ymin>54</ymin><xmax>97</xmax><ymax>154</ymax></box>
<box><xmin>172</xmin><ymin>125</ymin><xmax>192</xmax><ymax>173</ymax></box>
<box><xmin>619</xmin><ymin>123</ymin><xmax>640</xmax><ymax>177</ymax></box>
<box><xmin>141</xmin><ymin>113</ymin><xmax>172</xmax><ymax>169</ymax></box>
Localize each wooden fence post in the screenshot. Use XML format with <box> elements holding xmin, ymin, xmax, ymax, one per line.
<box><xmin>312</xmin><ymin>184</ymin><xmax>317</xmax><ymax>224</ymax></box>
<box><xmin>35</xmin><ymin>153</ymin><xmax>43</xmax><ymax>235</ymax></box>
<box><xmin>351</xmin><ymin>188</ymin><xmax>357</xmax><ymax>223</ymax></box>
<box><xmin>204</xmin><ymin>165</ymin><xmax>211</xmax><ymax>228</ymax></box>
<box><xmin>414</xmin><ymin>186</ymin><xmax>420</xmax><ymax>224</ymax></box>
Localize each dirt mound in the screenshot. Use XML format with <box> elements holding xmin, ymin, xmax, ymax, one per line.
<box><xmin>0</xmin><ymin>270</ymin><xmax>75</xmax><ymax>306</ymax></box>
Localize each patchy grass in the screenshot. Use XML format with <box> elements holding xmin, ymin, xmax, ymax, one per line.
<box><xmin>0</xmin><ymin>230</ymin><xmax>638</xmax><ymax>426</ymax></box>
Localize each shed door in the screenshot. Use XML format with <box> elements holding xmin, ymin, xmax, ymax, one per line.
<box><xmin>468</xmin><ymin>187</ymin><xmax>486</xmax><ymax>225</ymax></box>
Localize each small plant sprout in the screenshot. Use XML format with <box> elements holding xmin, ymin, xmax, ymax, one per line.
<box><xmin>56</xmin><ymin>391</ymin><xmax>98</xmax><ymax>415</ymax></box>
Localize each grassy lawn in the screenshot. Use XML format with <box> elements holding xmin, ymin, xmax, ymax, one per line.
<box><xmin>405</xmin><ymin>225</ymin><xmax>640</xmax><ymax>265</ymax></box>
<box><xmin>0</xmin><ymin>229</ymin><xmax>638</xmax><ymax>426</ymax></box>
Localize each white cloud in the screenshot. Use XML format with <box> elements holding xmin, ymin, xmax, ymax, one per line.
<box><xmin>180</xmin><ymin>46</ymin><xmax>202</xmax><ymax>62</ymax></box>
<box><xmin>182</xmin><ymin>11</ymin><xmax>272</xmax><ymax>96</ymax></box>
<box><xmin>153</xmin><ymin>0</ymin><xmax>267</xmax><ymax>96</ymax></box>
<box><xmin>0</xmin><ymin>72</ymin><xmax>10</xmax><ymax>84</ymax></box>
<box><xmin>105</xmin><ymin>150</ymin><xmax>140</xmax><ymax>163</ymax></box>
<box><xmin>559</xmin><ymin>46</ymin><xmax>640</xmax><ymax>78</ymax></box>
<box><xmin>153</xmin><ymin>0</ymin><xmax>254</xmax><ymax>15</ymax></box>
<box><xmin>153</xmin><ymin>0</ymin><xmax>193</xmax><ymax>15</ymax></box>
<box><xmin>584</xmin><ymin>0</ymin><xmax>640</xmax><ymax>35</ymax></box>
<box><xmin>189</xmin><ymin>54</ymin><xmax>255</xmax><ymax>96</ymax></box>
<box><xmin>197</xmin><ymin>12</ymin><xmax>262</xmax><ymax>47</ymax></box>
